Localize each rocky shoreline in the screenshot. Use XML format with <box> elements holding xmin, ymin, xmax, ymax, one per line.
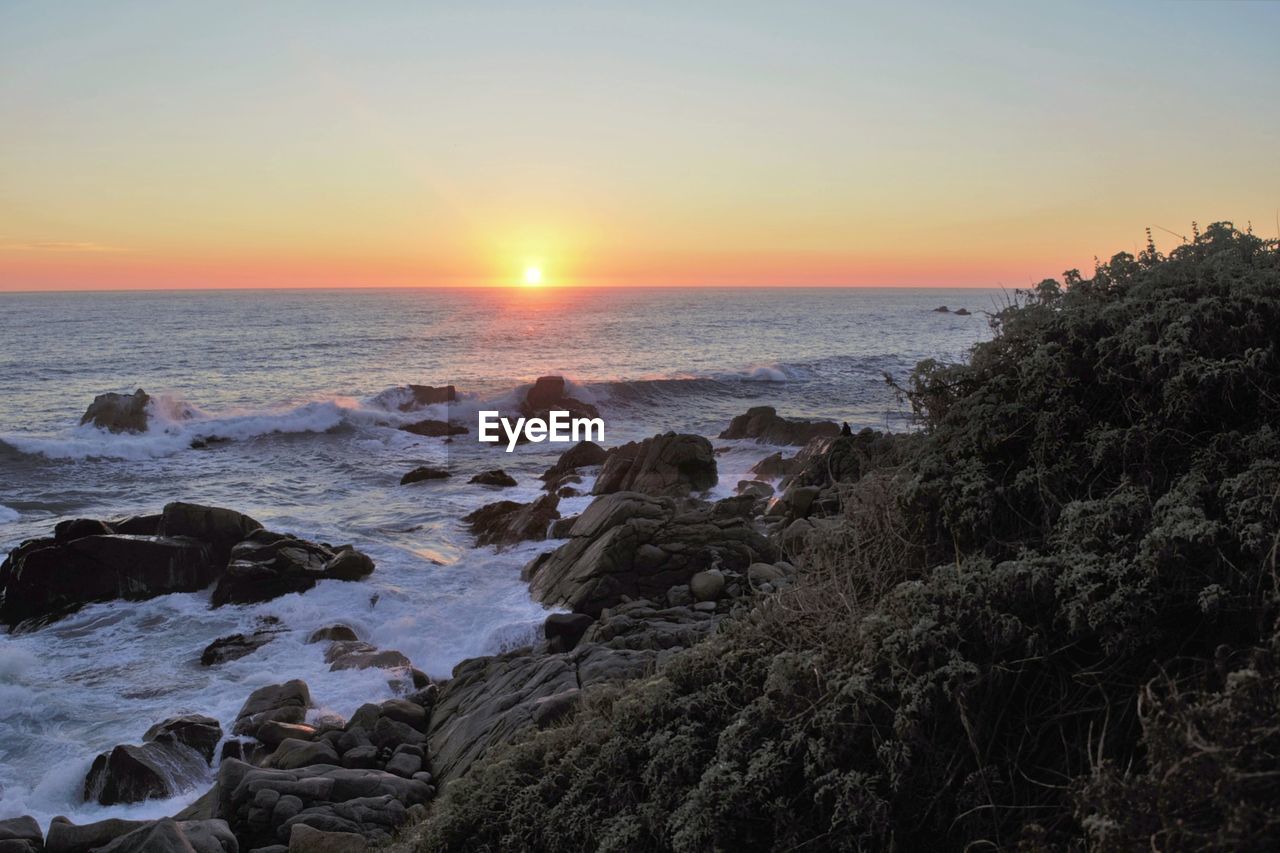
<box><xmin>0</xmin><ymin>380</ymin><xmax>851</xmax><ymax>852</ymax></box>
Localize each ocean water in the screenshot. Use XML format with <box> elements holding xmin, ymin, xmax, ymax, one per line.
<box><xmin>0</xmin><ymin>286</ymin><xmax>997</xmax><ymax>827</ymax></box>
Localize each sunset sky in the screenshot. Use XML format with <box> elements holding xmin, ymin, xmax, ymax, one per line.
<box><xmin>2</xmin><ymin>1</ymin><xmax>1278</xmax><ymax>290</ymax></box>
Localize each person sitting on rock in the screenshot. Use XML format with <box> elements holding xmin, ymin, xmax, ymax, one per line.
<box><xmin>840</xmin><ymin>422</ymin><xmax>853</xmax><ymax>436</ymax></box>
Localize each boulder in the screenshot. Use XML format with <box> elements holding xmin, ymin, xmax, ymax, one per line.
<box><xmin>307</xmin><ymin>624</ymin><xmax>358</xmax><ymax>644</ymax></box>
<box><xmin>519</xmin><ymin>376</ymin><xmax>600</xmax><ymax>421</ymax></box>
<box><xmin>257</xmin><ymin>721</ymin><xmax>319</xmax><ymax>749</ymax></box>
<box><xmin>110</xmin><ymin>514</ymin><xmax>163</xmax><ymax>535</ymax></box>
<box><xmin>398</xmin><ymin>419</ymin><xmax>467</xmax><ymax>438</ymax></box>
<box><xmin>289</xmin><ymin>824</ymin><xmax>367</xmax><ymax>853</ymax></box>
<box><xmin>719</xmin><ymin>406</ymin><xmax>840</xmax><ymax>445</ymax></box>
<box><xmin>544</xmin><ymin>612</ymin><xmax>594</xmax><ymax>653</ymax></box>
<box><xmin>399</xmin><ymin>466</ymin><xmax>449</xmax><ymax>485</ymax></box>
<box><xmin>736</xmin><ymin>479</ymin><xmax>775</xmax><ymax>499</ymax></box>
<box><xmin>689</xmin><ymin>569</ymin><xmax>725</xmax><ymax>602</ymax></box>
<box><xmin>84</xmin><ymin>740</ymin><xmax>211</xmax><ymax>806</ymax></box>
<box><xmin>92</xmin><ymin>819</ymin><xmax>237</xmax><ymax>853</ymax></box>
<box><xmin>467</xmin><ymin>469</ymin><xmax>517</xmax><ymax>488</ymax></box>
<box><xmin>540</xmin><ymin>441</ymin><xmax>607</xmax><ymax>488</ymax></box>
<box><xmin>53</xmin><ymin>518</ymin><xmax>113</xmax><ymax>542</ymax></box>
<box><xmin>265</xmin><ymin>738</ymin><xmax>339</xmax><ymax>770</ymax></box>
<box><xmin>201</xmin><ymin>618</ymin><xmax>284</xmax><ymax>666</ymax></box>
<box><xmin>592</xmin><ymin>433</ymin><xmax>716</xmax><ymax>498</ymax></box>
<box><xmin>953</xmin><ymin>307</ymin><xmax>971</xmax><ymax>316</ymax></box>
<box><xmin>325</xmin><ymin>642</ymin><xmax>412</xmax><ymax>673</ymax></box>
<box><xmin>462</xmin><ymin>495</ymin><xmax>560</xmax><ymax>548</ymax></box>
<box><xmin>748</xmin><ymin>561</ymin><xmax>787</xmax><ymax>587</ymax></box>
<box><xmin>157</xmin><ymin>502</ymin><xmax>263</xmax><ymax>565</ymax></box>
<box><xmin>80</xmin><ymin>389</ymin><xmax>151</xmax><ymax>433</ymax></box>
<box><xmin>749</xmin><ymin>451</ymin><xmax>797</xmax><ymax>481</ymax></box>
<box><xmin>0</xmin><ymin>534</ymin><xmax>216</xmax><ymax>628</ymax></box>
<box><xmin>522</xmin><ymin>492</ymin><xmax>774</xmax><ymax>616</ymax></box>
<box><xmin>0</xmin><ymin>817</ymin><xmax>41</xmax><ymax>853</ymax></box>
<box><xmin>369</xmin><ymin>384</ymin><xmax>456</xmax><ymax>412</ymax></box>
<box><xmin>44</xmin><ymin>816</ymin><xmax>151</xmax><ymax>853</ymax></box>
<box><xmin>210</xmin><ymin>531</ymin><xmax>374</xmax><ymax>607</ymax></box>
<box><xmin>232</xmin><ymin>680</ymin><xmax>311</xmax><ymax>740</ymax></box>
<box><xmin>143</xmin><ymin>714</ymin><xmax>223</xmax><ymax>763</ymax></box>
<box><xmin>933</xmin><ymin>305</ymin><xmax>950</xmax><ymax>312</ymax></box>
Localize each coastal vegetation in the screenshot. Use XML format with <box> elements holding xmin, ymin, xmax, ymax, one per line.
<box><xmin>408</xmin><ymin>223</ymin><xmax>1280</xmax><ymax>851</ymax></box>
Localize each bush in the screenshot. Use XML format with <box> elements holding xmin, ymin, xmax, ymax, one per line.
<box><xmin>409</xmin><ymin>224</ymin><xmax>1280</xmax><ymax>852</ymax></box>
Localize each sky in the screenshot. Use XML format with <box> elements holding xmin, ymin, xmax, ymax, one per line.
<box><xmin>1</xmin><ymin>1</ymin><xmax>1278</xmax><ymax>290</ymax></box>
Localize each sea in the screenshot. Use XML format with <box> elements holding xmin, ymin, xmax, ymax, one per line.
<box><xmin>0</xmin><ymin>286</ymin><xmax>998</xmax><ymax>828</ymax></box>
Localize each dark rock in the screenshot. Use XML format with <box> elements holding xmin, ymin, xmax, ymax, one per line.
<box><xmin>523</xmin><ymin>491</ymin><xmax>774</xmax><ymax>616</ymax></box>
<box><xmin>325</xmin><ymin>642</ymin><xmax>412</xmax><ymax>673</ymax></box>
<box><xmin>933</xmin><ymin>305</ymin><xmax>950</xmax><ymax>312</ymax></box>
<box><xmin>307</xmin><ymin>624</ymin><xmax>358</xmax><ymax>644</ymax></box>
<box><xmin>92</xmin><ymin>819</ymin><xmax>237</xmax><ymax>853</ymax></box>
<box><xmin>0</xmin><ymin>817</ymin><xmax>41</xmax><ymax>853</ymax></box>
<box><xmin>144</xmin><ymin>714</ymin><xmax>222</xmax><ymax>763</ymax></box>
<box><xmin>519</xmin><ymin>376</ymin><xmax>600</xmax><ymax>421</ymax></box>
<box><xmin>736</xmin><ymin>479</ymin><xmax>775</xmax><ymax>499</ymax></box>
<box><xmin>257</xmin><ymin>722</ymin><xmax>318</xmax><ymax>749</ymax></box>
<box><xmin>44</xmin><ymin>815</ymin><xmax>150</xmax><ymax>853</ymax></box>
<box><xmin>399</xmin><ymin>466</ymin><xmax>450</xmax><ymax>485</ymax></box>
<box><xmin>84</xmin><ymin>741</ymin><xmax>210</xmax><ymax>806</ymax></box>
<box><xmin>379</xmin><ymin>699</ymin><xmax>428</xmax><ymax>731</ymax></box>
<box><xmin>288</xmin><ymin>824</ymin><xmax>367</xmax><ymax>853</ymax></box>
<box><xmin>462</xmin><ymin>495</ymin><xmax>560</xmax><ymax>548</ymax></box>
<box><xmin>689</xmin><ymin>569</ymin><xmax>725</xmax><ymax>601</ymax></box>
<box><xmin>232</xmin><ymin>680</ymin><xmax>311</xmax><ymax>739</ymax></box>
<box><xmin>467</xmin><ymin>469</ymin><xmax>517</xmax><ymax>488</ymax></box>
<box><xmin>201</xmin><ymin>620</ymin><xmax>284</xmax><ymax>666</ymax></box>
<box><xmin>370</xmin><ymin>384</ymin><xmax>456</xmax><ymax>412</ymax></box>
<box><xmin>540</xmin><ymin>441</ymin><xmax>608</xmax><ymax>487</ymax></box>
<box><xmin>749</xmin><ymin>451</ymin><xmax>797</xmax><ymax>481</ymax></box>
<box><xmin>953</xmin><ymin>307</ymin><xmax>971</xmax><ymax>316</ymax></box>
<box><xmin>544</xmin><ymin>612</ymin><xmax>594</xmax><ymax>653</ymax></box>
<box><xmin>211</xmin><ymin>532</ymin><xmax>374</xmax><ymax>607</ymax></box>
<box><xmin>548</xmin><ymin>515</ymin><xmax>578</xmax><ymax>538</ymax></box>
<box><xmin>157</xmin><ymin>502</ymin><xmax>263</xmax><ymax>565</ymax></box>
<box><xmin>265</xmin><ymin>739</ymin><xmax>339</xmax><ymax>770</ymax></box>
<box><xmin>53</xmin><ymin>518</ymin><xmax>113</xmax><ymax>543</ymax></box>
<box><xmin>109</xmin><ymin>514</ymin><xmax>163</xmax><ymax>536</ymax></box>
<box><xmin>398</xmin><ymin>419</ymin><xmax>467</xmax><ymax>438</ymax></box>
<box><xmin>340</xmin><ymin>745</ymin><xmax>378</xmax><ymax>770</ymax></box>
<box><xmin>80</xmin><ymin>389</ymin><xmax>151</xmax><ymax>433</ymax></box>
<box><xmin>719</xmin><ymin>406</ymin><xmax>840</xmax><ymax>445</ymax></box>
<box><xmin>592</xmin><ymin>433</ymin><xmax>716</xmax><ymax>498</ymax></box>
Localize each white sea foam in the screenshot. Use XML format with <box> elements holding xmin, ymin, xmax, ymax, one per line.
<box><xmin>0</xmin><ymin>504</ymin><xmax>18</xmax><ymax>523</ymax></box>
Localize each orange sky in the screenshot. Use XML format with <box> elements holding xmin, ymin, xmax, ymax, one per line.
<box><xmin>2</xmin><ymin>2</ymin><xmax>1278</xmax><ymax>291</ymax></box>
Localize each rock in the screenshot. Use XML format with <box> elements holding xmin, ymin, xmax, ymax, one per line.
<box><xmin>592</xmin><ymin>433</ymin><xmax>716</xmax><ymax>498</ymax></box>
<box><xmin>216</xmin><ymin>759</ymin><xmax>430</xmax><ymax>848</ymax></box>
<box><xmin>257</xmin><ymin>722</ymin><xmax>319</xmax><ymax>749</ymax></box>
<box><xmin>201</xmin><ymin>619</ymin><xmax>284</xmax><ymax>666</ymax></box>
<box><xmin>736</xmin><ymin>479</ymin><xmax>775</xmax><ymax>499</ymax></box>
<box><xmin>232</xmin><ymin>680</ymin><xmax>311</xmax><ymax>739</ymax></box>
<box><xmin>84</xmin><ymin>740</ymin><xmax>211</xmax><ymax>806</ymax></box>
<box><xmin>211</xmin><ymin>531</ymin><xmax>374</xmax><ymax>606</ymax></box>
<box><xmin>953</xmin><ymin>307</ymin><xmax>971</xmax><ymax>316</ymax></box>
<box><xmin>326</xmin><ymin>642</ymin><xmax>412</xmax><ymax>673</ymax></box>
<box><xmin>462</xmin><ymin>495</ymin><xmax>560</xmax><ymax>548</ymax></box>
<box><xmin>370</xmin><ymin>384</ymin><xmax>456</xmax><ymax>412</ymax></box>
<box><xmin>54</xmin><ymin>518</ymin><xmax>114</xmax><ymax>542</ymax></box>
<box><xmin>544</xmin><ymin>612</ymin><xmax>594</xmax><ymax>653</ymax></box>
<box><xmin>157</xmin><ymin>502</ymin><xmax>264</xmax><ymax>565</ymax></box>
<box><xmin>80</xmin><ymin>389</ymin><xmax>151</xmax><ymax>433</ymax></box>
<box><xmin>689</xmin><ymin>569</ymin><xmax>725</xmax><ymax>601</ymax></box>
<box><xmin>548</xmin><ymin>515</ymin><xmax>578</xmax><ymax>538</ymax></box>
<box><xmin>307</xmin><ymin>624</ymin><xmax>358</xmax><ymax>643</ymax></box>
<box><xmin>379</xmin><ymin>699</ymin><xmax>428</xmax><ymax>731</ymax></box>
<box><xmin>143</xmin><ymin>714</ymin><xmax>223</xmax><ymax>763</ymax></box>
<box><xmin>93</xmin><ymin>819</ymin><xmax>237</xmax><ymax>853</ymax></box>
<box><xmin>288</xmin><ymin>824</ymin><xmax>367</xmax><ymax>853</ymax></box>
<box><xmin>0</xmin><ymin>817</ymin><xmax>41</xmax><ymax>853</ymax></box>
<box><xmin>933</xmin><ymin>305</ymin><xmax>950</xmax><ymax>312</ymax></box>
<box><xmin>265</xmin><ymin>739</ymin><xmax>339</xmax><ymax>770</ymax></box>
<box><xmin>523</xmin><ymin>491</ymin><xmax>775</xmax><ymax>616</ymax></box>
<box><xmin>693</xmin><ymin>601</ymin><xmax>718</xmax><ymax>612</ymax></box>
<box><xmin>540</xmin><ymin>441</ymin><xmax>608</xmax><ymax>488</ymax></box>
<box><xmin>44</xmin><ymin>816</ymin><xmax>151</xmax><ymax>853</ymax></box>
<box><xmin>0</xmin><ymin>533</ymin><xmax>216</xmax><ymax>628</ymax></box>
<box><xmin>398</xmin><ymin>419</ymin><xmax>467</xmax><ymax>437</ymax></box>
<box><xmin>467</xmin><ymin>469</ymin><xmax>517</xmax><ymax>487</ymax></box>
<box><xmin>749</xmin><ymin>451</ymin><xmax>797</xmax><ymax>481</ymax></box>
<box><xmin>519</xmin><ymin>376</ymin><xmax>600</xmax><ymax>421</ymax></box>
<box><xmin>340</xmin><ymin>745</ymin><xmax>378</xmax><ymax>770</ymax></box>
<box><xmin>399</xmin><ymin>466</ymin><xmax>450</xmax><ymax>485</ymax></box>
<box><xmin>579</xmin><ymin>599</ymin><xmax>723</xmax><ymax>651</ymax></box>
<box><xmin>780</xmin><ymin>430</ymin><xmax>904</xmax><ymax>492</ymax></box>
<box><xmin>748</xmin><ymin>562</ymin><xmax>787</xmax><ymax>586</ymax></box>
<box><xmin>383</xmin><ymin>751</ymin><xmax>421</xmax><ymax>779</ymax></box>
<box><xmin>719</xmin><ymin>406</ymin><xmax>840</xmax><ymax>445</ymax></box>
<box><xmin>110</xmin><ymin>514</ymin><xmax>163</xmax><ymax>535</ymax></box>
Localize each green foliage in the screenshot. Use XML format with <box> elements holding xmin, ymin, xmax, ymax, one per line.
<box><xmin>410</xmin><ymin>224</ymin><xmax>1280</xmax><ymax>852</ymax></box>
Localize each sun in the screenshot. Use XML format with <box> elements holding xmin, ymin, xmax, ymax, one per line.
<box><xmin>523</xmin><ymin>266</ymin><xmax>543</xmax><ymax>286</ymax></box>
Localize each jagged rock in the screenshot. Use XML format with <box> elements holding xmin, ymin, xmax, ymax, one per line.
<box><xmin>398</xmin><ymin>419</ymin><xmax>467</xmax><ymax>438</ymax></box>
<box><xmin>288</xmin><ymin>824</ymin><xmax>367</xmax><ymax>853</ymax></box>
<box><xmin>519</xmin><ymin>376</ymin><xmax>600</xmax><ymax>421</ymax></box>
<box><xmin>370</xmin><ymin>384</ymin><xmax>456</xmax><ymax>412</ymax></box>
<box><xmin>462</xmin><ymin>495</ymin><xmax>560</xmax><ymax>548</ymax></box>
<box><xmin>44</xmin><ymin>816</ymin><xmax>151</xmax><ymax>853</ymax></box>
<box><xmin>83</xmin><ymin>739</ymin><xmax>211</xmax><ymax>806</ymax></box>
<box><xmin>157</xmin><ymin>502</ymin><xmax>263</xmax><ymax>565</ymax></box>
<box><xmin>548</xmin><ymin>515</ymin><xmax>578</xmax><ymax>538</ymax></box>
<box><xmin>540</xmin><ymin>441</ymin><xmax>608</xmax><ymax>489</ymax></box>
<box><xmin>592</xmin><ymin>433</ymin><xmax>716</xmax><ymax>498</ymax></box>
<box><xmin>0</xmin><ymin>533</ymin><xmax>216</xmax><ymax>628</ymax></box>
<box><xmin>232</xmin><ymin>680</ymin><xmax>311</xmax><ymax>740</ymax></box>
<box><xmin>307</xmin><ymin>624</ymin><xmax>358</xmax><ymax>644</ymax></box>
<box><xmin>201</xmin><ymin>619</ymin><xmax>284</xmax><ymax>666</ymax></box>
<box><xmin>216</xmin><ymin>759</ymin><xmax>431</xmax><ymax>848</ymax></box>
<box><xmin>522</xmin><ymin>491</ymin><xmax>774</xmax><ymax>616</ymax></box>
<box><xmin>689</xmin><ymin>569</ymin><xmax>725</xmax><ymax>601</ymax></box>
<box><xmin>143</xmin><ymin>714</ymin><xmax>223</xmax><ymax>763</ymax></box>
<box><xmin>467</xmin><ymin>469</ymin><xmax>517</xmax><ymax>487</ymax></box>
<box><xmin>0</xmin><ymin>816</ymin><xmax>42</xmax><ymax>853</ymax></box>
<box><xmin>544</xmin><ymin>612</ymin><xmax>594</xmax><ymax>653</ymax></box>
<box><xmin>93</xmin><ymin>819</ymin><xmax>237</xmax><ymax>853</ymax></box>
<box><xmin>211</xmin><ymin>532</ymin><xmax>373</xmax><ymax>607</ymax></box>
<box><xmin>719</xmin><ymin>406</ymin><xmax>840</xmax><ymax>445</ymax></box>
<box><xmin>399</xmin><ymin>466</ymin><xmax>450</xmax><ymax>485</ymax></box>
<box><xmin>80</xmin><ymin>389</ymin><xmax>151</xmax><ymax>433</ymax></box>
<box><xmin>749</xmin><ymin>451</ymin><xmax>797</xmax><ymax>481</ymax></box>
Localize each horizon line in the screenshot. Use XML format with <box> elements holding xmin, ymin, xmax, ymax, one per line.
<box><xmin>0</xmin><ymin>282</ymin><xmax>1015</xmax><ymax>295</ymax></box>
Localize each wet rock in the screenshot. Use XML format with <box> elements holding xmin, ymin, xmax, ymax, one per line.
<box><xmin>110</xmin><ymin>514</ymin><xmax>163</xmax><ymax>536</ymax></box>
<box><xmin>93</xmin><ymin>819</ymin><xmax>237</xmax><ymax>853</ymax></box>
<box><xmin>544</xmin><ymin>612</ymin><xmax>594</xmax><ymax>653</ymax></box>
<box><xmin>370</xmin><ymin>384</ymin><xmax>456</xmax><ymax>412</ymax></box>
<box><xmin>143</xmin><ymin>714</ymin><xmax>223</xmax><ymax>763</ymax></box>
<box><xmin>933</xmin><ymin>305</ymin><xmax>950</xmax><ymax>312</ymax></box>
<box><xmin>540</xmin><ymin>440</ymin><xmax>607</xmax><ymax>488</ymax></box>
<box><xmin>398</xmin><ymin>419</ymin><xmax>467</xmax><ymax>438</ymax></box>
<box><xmin>53</xmin><ymin>518</ymin><xmax>113</xmax><ymax>542</ymax></box>
<box><xmin>592</xmin><ymin>433</ymin><xmax>716</xmax><ymax>498</ymax></box>
<box><xmin>288</xmin><ymin>823</ymin><xmax>367</xmax><ymax>853</ymax></box>
<box><xmin>325</xmin><ymin>642</ymin><xmax>412</xmax><ymax>673</ymax></box>
<box><xmin>211</xmin><ymin>532</ymin><xmax>374</xmax><ymax>607</ymax></box>
<box><xmin>522</xmin><ymin>491</ymin><xmax>774</xmax><ymax>616</ymax></box>
<box><xmin>80</xmin><ymin>389</ymin><xmax>151</xmax><ymax>433</ymax></box>
<box><xmin>44</xmin><ymin>815</ymin><xmax>150</xmax><ymax>853</ymax></box>
<box><xmin>201</xmin><ymin>619</ymin><xmax>284</xmax><ymax>666</ymax></box>
<box><xmin>158</xmin><ymin>502</ymin><xmax>263</xmax><ymax>566</ymax></box>
<box><xmin>749</xmin><ymin>451</ymin><xmax>797</xmax><ymax>481</ymax></box>
<box><xmin>84</xmin><ymin>740</ymin><xmax>211</xmax><ymax>806</ymax></box>
<box><xmin>953</xmin><ymin>307</ymin><xmax>971</xmax><ymax>316</ymax></box>
<box><xmin>467</xmin><ymin>469</ymin><xmax>517</xmax><ymax>487</ymax></box>
<box><xmin>462</xmin><ymin>495</ymin><xmax>560</xmax><ymax>548</ymax></box>
<box><xmin>0</xmin><ymin>816</ymin><xmax>41</xmax><ymax>853</ymax></box>
<box><xmin>719</xmin><ymin>405</ymin><xmax>840</xmax><ymax>445</ymax></box>
<box><xmin>399</xmin><ymin>466</ymin><xmax>450</xmax><ymax>485</ymax></box>
<box><xmin>519</xmin><ymin>376</ymin><xmax>600</xmax><ymax>421</ymax></box>
<box><xmin>307</xmin><ymin>624</ymin><xmax>358</xmax><ymax>644</ymax></box>
<box><xmin>232</xmin><ymin>680</ymin><xmax>311</xmax><ymax>740</ymax></box>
